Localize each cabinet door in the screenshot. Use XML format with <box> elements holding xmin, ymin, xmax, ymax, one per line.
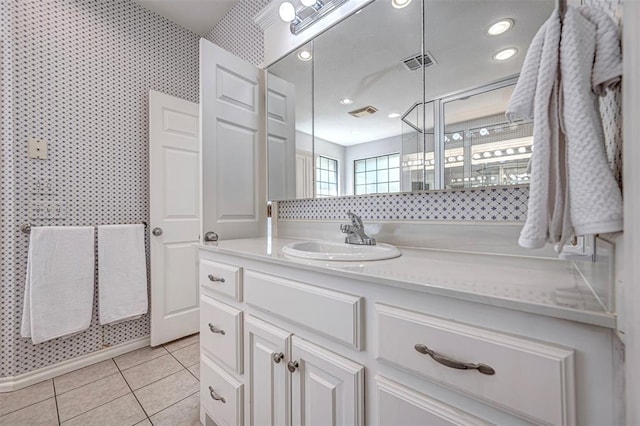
<box><xmin>247</xmin><ymin>316</ymin><xmax>291</xmax><ymax>426</ymax></box>
<box><xmin>376</xmin><ymin>375</ymin><xmax>493</xmax><ymax>426</ymax></box>
<box><xmin>290</xmin><ymin>336</ymin><xmax>364</xmax><ymax>426</ymax></box>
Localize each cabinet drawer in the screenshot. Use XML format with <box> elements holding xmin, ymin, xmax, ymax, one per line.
<box><xmin>199</xmin><ymin>258</ymin><xmax>242</xmax><ymax>301</ymax></box>
<box><xmin>201</xmin><ymin>354</ymin><xmax>243</xmax><ymax>426</ymax></box>
<box><xmin>376</xmin><ymin>375</ymin><xmax>493</xmax><ymax>426</ymax></box>
<box><xmin>376</xmin><ymin>304</ymin><xmax>576</xmax><ymax>426</ymax></box>
<box><xmin>200</xmin><ymin>295</ymin><xmax>243</xmax><ymax>373</ymax></box>
<box><xmin>244</xmin><ymin>270</ymin><xmax>362</xmax><ymax>349</ymax></box>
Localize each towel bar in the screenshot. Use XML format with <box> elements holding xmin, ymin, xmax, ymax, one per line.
<box><xmin>21</xmin><ymin>222</ymin><xmax>148</xmax><ymax>234</ymax></box>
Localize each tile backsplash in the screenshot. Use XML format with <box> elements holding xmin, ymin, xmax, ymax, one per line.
<box><xmin>277</xmin><ymin>186</ymin><xmax>529</xmax><ymax>222</ymax></box>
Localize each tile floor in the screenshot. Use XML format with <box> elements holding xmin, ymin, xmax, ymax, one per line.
<box><xmin>0</xmin><ymin>334</ymin><xmax>201</xmax><ymax>426</ymax></box>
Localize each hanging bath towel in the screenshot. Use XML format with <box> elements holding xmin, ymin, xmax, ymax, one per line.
<box><xmin>98</xmin><ymin>224</ymin><xmax>148</xmax><ymax>325</ymax></box>
<box><xmin>505</xmin><ymin>10</ymin><xmax>567</xmax><ymax>249</ymax></box>
<box><xmin>561</xmin><ymin>6</ymin><xmax>623</xmax><ymax>236</ymax></box>
<box><xmin>21</xmin><ymin>226</ymin><xmax>95</xmax><ymax>344</ymax></box>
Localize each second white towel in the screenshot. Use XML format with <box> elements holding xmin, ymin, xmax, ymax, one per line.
<box><xmin>98</xmin><ymin>225</ymin><xmax>148</xmax><ymax>325</ymax></box>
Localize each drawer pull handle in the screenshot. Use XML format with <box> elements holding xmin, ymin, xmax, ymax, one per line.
<box><xmin>414</xmin><ymin>344</ymin><xmax>495</xmax><ymax>376</ymax></box>
<box><xmin>272</xmin><ymin>352</ymin><xmax>285</xmax><ymax>363</ymax></box>
<box><xmin>287</xmin><ymin>360</ymin><xmax>299</xmax><ymax>373</ymax></box>
<box><xmin>208</xmin><ymin>274</ymin><xmax>225</xmax><ymax>283</ymax></box>
<box><xmin>208</xmin><ymin>386</ymin><xmax>226</xmax><ymax>403</ymax></box>
<box><xmin>208</xmin><ymin>323</ymin><xmax>226</xmax><ymax>335</ymax></box>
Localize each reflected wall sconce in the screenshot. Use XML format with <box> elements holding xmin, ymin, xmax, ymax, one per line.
<box><xmin>279</xmin><ymin>0</ymin><xmax>350</xmax><ymax>35</ymax></box>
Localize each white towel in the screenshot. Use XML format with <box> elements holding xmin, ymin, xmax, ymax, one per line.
<box><xmin>506</xmin><ymin>6</ymin><xmax>623</xmax><ymax>250</ymax></box>
<box><xmin>506</xmin><ymin>10</ymin><xmax>566</xmax><ymax>249</ymax></box>
<box><xmin>21</xmin><ymin>226</ymin><xmax>95</xmax><ymax>344</ymax></box>
<box><xmin>98</xmin><ymin>225</ymin><xmax>148</xmax><ymax>325</ymax></box>
<box><xmin>561</xmin><ymin>6</ymin><xmax>623</xmax><ymax>236</ymax></box>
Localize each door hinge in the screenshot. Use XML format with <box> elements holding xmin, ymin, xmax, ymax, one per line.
<box><xmin>267</xmin><ymin>204</ymin><xmax>272</xmax><ymax>218</ymax></box>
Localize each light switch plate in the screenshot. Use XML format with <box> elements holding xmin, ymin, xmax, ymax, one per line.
<box><xmin>27</xmin><ymin>138</ymin><xmax>48</xmax><ymax>160</ymax></box>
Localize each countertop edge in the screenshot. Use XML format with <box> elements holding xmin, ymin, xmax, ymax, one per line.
<box><xmin>196</xmin><ymin>242</ymin><xmax>617</xmax><ymax>329</ymax></box>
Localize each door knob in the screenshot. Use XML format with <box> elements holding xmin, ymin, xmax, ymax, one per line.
<box><xmin>204</xmin><ymin>231</ymin><xmax>219</xmax><ymax>242</ymax></box>
<box><xmin>287</xmin><ymin>360</ymin><xmax>299</xmax><ymax>373</ymax></box>
<box><xmin>272</xmin><ymin>352</ymin><xmax>284</xmax><ymax>363</ymax></box>
<box><xmin>152</xmin><ymin>227</ymin><xmax>163</xmax><ymax>236</ymax></box>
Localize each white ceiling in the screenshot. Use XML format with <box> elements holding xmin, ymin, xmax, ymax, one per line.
<box><xmin>132</xmin><ymin>0</ymin><xmax>239</xmax><ymax>35</ymax></box>
<box><xmin>268</xmin><ymin>0</ymin><xmax>555</xmax><ymax>146</ymax></box>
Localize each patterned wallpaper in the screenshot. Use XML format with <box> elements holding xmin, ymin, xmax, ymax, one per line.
<box><xmin>1</xmin><ymin>0</ymin><xmax>17</xmax><ymax>381</ymax></box>
<box><xmin>2</xmin><ymin>0</ymin><xmax>199</xmax><ymax>377</ymax></box>
<box><xmin>205</xmin><ymin>0</ymin><xmax>271</xmax><ymax>66</ymax></box>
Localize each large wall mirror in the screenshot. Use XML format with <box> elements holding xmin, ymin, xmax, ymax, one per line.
<box><xmin>266</xmin><ymin>0</ymin><xmax>555</xmax><ymax>200</ymax></box>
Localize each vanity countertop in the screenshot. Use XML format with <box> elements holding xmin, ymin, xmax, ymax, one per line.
<box><xmin>197</xmin><ymin>238</ymin><xmax>616</xmax><ymax>329</ymax></box>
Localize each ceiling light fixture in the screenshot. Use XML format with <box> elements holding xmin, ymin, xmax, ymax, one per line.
<box><xmin>387</xmin><ymin>113</ymin><xmax>401</xmax><ymax>118</ymax></box>
<box><xmin>392</xmin><ymin>0</ymin><xmax>412</xmax><ymax>9</ymax></box>
<box><xmin>285</xmin><ymin>0</ymin><xmax>349</xmax><ymax>34</ymax></box>
<box><xmin>518</xmin><ymin>146</ymin><xmax>527</xmax><ymax>153</ymax></box>
<box><xmin>487</xmin><ymin>19</ymin><xmax>514</xmax><ymax>36</ymax></box>
<box><xmin>452</xmin><ymin>133</ymin><xmax>462</xmax><ymax>141</ymax></box>
<box><xmin>279</xmin><ymin>2</ymin><xmax>298</xmax><ymax>22</ymax></box>
<box><xmin>339</xmin><ymin>97</ymin><xmax>353</xmax><ymax>105</ymax></box>
<box><xmin>492</xmin><ymin>47</ymin><xmax>518</xmax><ymax>61</ymax></box>
<box><xmin>479</xmin><ymin>128</ymin><xmax>489</xmax><ymax>136</ymax></box>
<box><xmin>297</xmin><ymin>50</ymin><xmax>312</xmax><ymax>61</ymax></box>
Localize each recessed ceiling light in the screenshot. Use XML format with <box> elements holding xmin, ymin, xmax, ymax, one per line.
<box><xmin>506</xmin><ymin>148</ymin><xmax>515</xmax><ymax>155</ymax></box>
<box><xmin>452</xmin><ymin>133</ymin><xmax>462</xmax><ymax>141</ymax></box>
<box><xmin>487</xmin><ymin>19</ymin><xmax>514</xmax><ymax>36</ymax></box>
<box><xmin>301</xmin><ymin>0</ymin><xmax>317</xmax><ymax>7</ymax></box>
<box><xmin>518</xmin><ymin>146</ymin><xmax>527</xmax><ymax>153</ymax></box>
<box><xmin>479</xmin><ymin>128</ymin><xmax>489</xmax><ymax>136</ymax></box>
<box><xmin>387</xmin><ymin>113</ymin><xmax>401</xmax><ymax>118</ymax></box>
<box><xmin>392</xmin><ymin>0</ymin><xmax>411</xmax><ymax>9</ymax></box>
<box><xmin>492</xmin><ymin>47</ymin><xmax>518</xmax><ymax>61</ymax></box>
<box><xmin>297</xmin><ymin>50</ymin><xmax>312</xmax><ymax>61</ymax></box>
<box><xmin>339</xmin><ymin>97</ymin><xmax>353</xmax><ymax>105</ymax></box>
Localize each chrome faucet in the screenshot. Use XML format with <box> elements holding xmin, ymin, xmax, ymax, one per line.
<box><xmin>340</xmin><ymin>211</ymin><xmax>376</xmax><ymax>245</ymax></box>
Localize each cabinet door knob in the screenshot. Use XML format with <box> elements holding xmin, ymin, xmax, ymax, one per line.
<box><xmin>272</xmin><ymin>352</ymin><xmax>284</xmax><ymax>363</ymax></box>
<box><xmin>152</xmin><ymin>227</ymin><xmax>163</xmax><ymax>236</ymax></box>
<box><xmin>287</xmin><ymin>360</ymin><xmax>299</xmax><ymax>373</ymax></box>
<box><xmin>208</xmin><ymin>274</ymin><xmax>225</xmax><ymax>283</ymax></box>
<box><xmin>414</xmin><ymin>344</ymin><xmax>495</xmax><ymax>375</ymax></box>
<box><xmin>204</xmin><ymin>231</ymin><xmax>219</xmax><ymax>242</ymax></box>
<box><xmin>208</xmin><ymin>386</ymin><xmax>226</xmax><ymax>403</ymax></box>
<box><xmin>208</xmin><ymin>323</ymin><xmax>226</xmax><ymax>335</ymax></box>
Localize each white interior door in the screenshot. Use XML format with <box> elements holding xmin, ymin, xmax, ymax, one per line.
<box><xmin>267</xmin><ymin>73</ymin><xmax>296</xmax><ymax>201</ymax></box>
<box><xmin>149</xmin><ymin>90</ymin><xmax>200</xmax><ymax>346</ymax></box>
<box><xmin>200</xmin><ymin>39</ymin><xmax>266</xmax><ymax>240</ymax></box>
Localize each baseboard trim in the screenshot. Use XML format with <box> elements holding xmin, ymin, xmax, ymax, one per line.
<box><xmin>0</xmin><ymin>336</ymin><xmax>150</xmax><ymax>393</ymax></box>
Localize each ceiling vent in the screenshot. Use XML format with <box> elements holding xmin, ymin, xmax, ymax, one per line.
<box><xmin>348</xmin><ymin>106</ymin><xmax>378</xmax><ymax>118</ymax></box>
<box><xmin>402</xmin><ymin>51</ymin><xmax>437</xmax><ymax>71</ymax></box>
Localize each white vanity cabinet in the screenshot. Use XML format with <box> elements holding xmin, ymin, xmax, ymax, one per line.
<box><xmin>199</xmin><ymin>250</ymin><xmax>365</xmax><ymax>426</ymax></box>
<box><xmin>197</xmin><ymin>241</ymin><xmax>619</xmax><ymax>426</ymax></box>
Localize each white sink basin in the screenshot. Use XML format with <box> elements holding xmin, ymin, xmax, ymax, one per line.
<box><xmin>282</xmin><ymin>240</ymin><xmax>402</xmax><ymax>261</ymax></box>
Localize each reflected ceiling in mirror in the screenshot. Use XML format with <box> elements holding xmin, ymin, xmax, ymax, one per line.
<box><xmin>266</xmin><ymin>0</ymin><xmax>555</xmax><ymax>201</ymax></box>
